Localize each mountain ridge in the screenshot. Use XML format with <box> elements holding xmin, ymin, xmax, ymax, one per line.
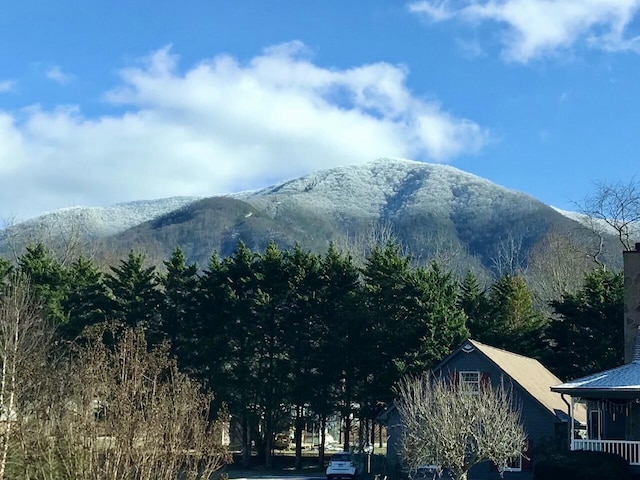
<box><xmin>0</xmin><ymin>158</ymin><xmax>618</xmax><ymax>278</ymax></box>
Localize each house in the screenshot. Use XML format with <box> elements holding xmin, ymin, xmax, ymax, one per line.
<box><xmin>382</xmin><ymin>339</ymin><xmax>585</xmax><ymax>480</ymax></box>
<box><xmin>551</xmin><ymin>243</ymin><xmax>640</xmax><ymax>469</ymax></box>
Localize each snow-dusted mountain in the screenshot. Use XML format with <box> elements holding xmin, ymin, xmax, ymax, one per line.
<box><xmin>235</xmin><ymin>158</ymin><xmax>539</xmax><ymax>222</ymax></box>
<box><xmin>0</xmin><ymin>158</ymin><xmax>620</xmax><ymax>274</ymax></box>
<box><xmin>0</xmin><ymin>196</ymin><xmax>201</xmax><ymax>258</ymax></box>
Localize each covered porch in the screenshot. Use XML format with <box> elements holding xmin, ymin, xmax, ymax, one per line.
<box><xmin>552</xmin><ymin>359</ymin><xmax>640</xmax><ymax>468</ymax></box>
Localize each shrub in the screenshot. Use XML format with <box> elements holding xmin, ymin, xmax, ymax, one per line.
<box><xmin>533</xmin><ymin>450</ymin><xmax>632</xmax><ymax>480</ymax></box>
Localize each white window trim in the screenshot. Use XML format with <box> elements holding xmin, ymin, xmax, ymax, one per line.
<box><xmin>501</xmin><ymin>455</ymin><xmax>522</xmax><ymax>472</ymax></box>
<box><xmin>459</xmin><ymin>371</ymin><xmax>480</xmax><ymax>393</ymax></box>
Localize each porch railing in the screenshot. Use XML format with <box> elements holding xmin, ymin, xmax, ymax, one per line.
<box><xmin>572</xmin><ymin>439</ymin><xmax>640</xmax><ymax>465</ymax></box>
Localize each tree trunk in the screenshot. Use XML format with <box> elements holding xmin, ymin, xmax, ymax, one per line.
<box><xmin>265</xmin><ymin>412</ymin><xmax>274</xmax><ymax>469</ymax></box>
<box><xmin>242</xmin><ymin>415</ymin><xmax>250</xmax><ymax>468</ymax></box>
<box><xmin>319</xmin><ymin>414</ymin><xmax>327</xmax><ymax>468</ymax></box>
<box><xmin>370</xmin><ymin>420</ymin><xmax>376</xmax><ymax>450</ymax></box>
<box><xmin>295</xmin><ymin>405</ymin><xmax>303</xmax><ymax>470</ymax></box>
<box><xmin>343</xmin><ymin>415</ymin><xmax>351</xmax><ymax>452</ymax></box>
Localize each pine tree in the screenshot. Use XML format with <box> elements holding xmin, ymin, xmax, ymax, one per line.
<box><xmin>322</xmin><ymin>243</ymin><xmax>366</xmax><ymax>452</ymax></box>
<box><xmin>160</xmin><ymin>247</ymin><xmax>199</xmax><ymax>359</ymax></box>
<box><xmin>405</xmin><ymin>262</ymin><xmax>469</xmax><ymax>371</ymax></box>
<box><xmin>546</xmin><ymin>268</ymin><xmax>623</xmax><ymax>380</ymax></box>
<box><xmin>486</xmin><ymin>274</ymin><xmax>547</xmax><ymax>357</ymax></box>
<box><xmin>458</xmin><ymin>271</ymin><xmax>492</xmax><ymax>339</ymax></box>
<box><xmin>18</xmin><ymin>243</ymin><xmax>68</xmax><ymax>324</ymax></box>
<box><xmin>284</xmin><ymin>245</ymin><xmax>323</xmax><ymax>469</ymax></box>
<box><xmin>253</xmin><ymin>241</ymin><xmax>292</xmax><ymax>467</ymax></box>
<box><xmin>61</xmin><ymin>255</ymin><xmax>109</xmax><ymax>339</ymax></box>
<box><xmin>104</xmin><ymin>251</ymin><xmax>161</xmax><ymax>332</ymax></box>
<box><xmin>214</xmin><ymin>242</ymin><xmax>261</xmax><ymax>468</ymax></box>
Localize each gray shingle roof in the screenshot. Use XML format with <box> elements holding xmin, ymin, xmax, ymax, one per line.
<box><xmin>551</xmin><ymin>359</ymin><xmax>640</xmax><ymax>395</ymax></box>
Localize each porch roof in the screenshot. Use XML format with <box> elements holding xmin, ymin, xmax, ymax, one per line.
<box><xmin>551</xmin><ymin>360</ymin><xmax>640</xmax><ymax>397</ymax></box>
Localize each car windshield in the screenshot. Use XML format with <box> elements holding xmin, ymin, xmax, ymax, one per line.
<box><xmin>331</xmin><ymin>454</ymin><xmax>351</xmax><ymax>462</ymax></box>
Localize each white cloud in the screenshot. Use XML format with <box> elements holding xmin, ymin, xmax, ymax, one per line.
<box><xmin>0</xmin><ymin>43</ymin><xmax>488</xmax><ymax>221</ymax></box>
<box><xmin>408</xmin><ymin>0</ymin><xmax>640</xmax><ymax>62</ymax></box>
<box><xmin>0</xmin><ymin>80</ymin><xmax>16</xmax><ymax>93</ymax></box>
<box><xmin>46</xmin><ymin>65</ymin><xmax>74</xmax><ymax>84</ymax></box>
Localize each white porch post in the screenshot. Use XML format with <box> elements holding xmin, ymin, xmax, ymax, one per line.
<box><xmin>569</xmin><ymin>397</ymin><xmax>575</xmax><ymax>450</ymax></box>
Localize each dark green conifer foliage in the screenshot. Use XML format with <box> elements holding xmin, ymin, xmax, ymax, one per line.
<box><xmin>18</xmin><ymin>243</ymin><xmax>68</xmax><ymax>324</ymax></box>
<box><xmin>213</xmin><ymin>241</ymin><xmax>260</xmax><ymax>468</ymax></box>
<box><xmin>458</xmin><ymin>271</ymin><xmax>492</xmax><ymax>338</ymax></box>
<box><xmin>322</xmin><ymin>243</ymin><xmax>366</xmax><ymax>451</ymax></box>
<box><xmin>284</xmin><ymin>245</ymin><xmax>323</xmax><ymax>469</ymax></box>
<box><xmin>61</xmin><ymin>255</ymin><xmax>109</xmax><ymax>339</ymax></box>
<box><xmin>253</xmin><ymin>241</ymin><xmax>292</xmax><ymax>467</ymax></box>
<box><xmin>193</xmin><ymin>251</ymin><xmax>229</xmax><ymax>393</ymax></box>
<box><xmin>104</xmin><ymin>251</ymin><xmax>161</xmax><ymax>331</ymax></box>
<box><xmin>361</xmin><ymin>242</ymin><xmax>412</xmax><ymax>397</ymax></box>
<box><xmin>485</xmin><ymin>273</ymin><xmax>547</xmax><ymax>357</ymax></box>
<box><xmin>406</xmin><ymin>262</ymin><xmax>469</xmax><ymax>371</ymax></box>
<box><xmin>160</xmin><ymin>247</ymin><xmax>199</xmax><ymax>359</ymax></box>
<box><xmin>546</xmin><ymin>268</ymin><xmax>623</xmax><ymax>380</ymax></box>
<box><xmin>0</xmin><ymin>256</ymin><xmax>12</xmax><ymax>290</ymax></box>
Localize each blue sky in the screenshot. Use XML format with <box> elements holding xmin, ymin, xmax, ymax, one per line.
<box><xmin>2</xmin><ymin>0</ymin><xmax>640</xmax><ymax>221</ymax></box>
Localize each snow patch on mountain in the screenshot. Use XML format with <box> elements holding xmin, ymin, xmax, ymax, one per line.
<box><xmin>2</xmin><ymin>196</ymin><xmax>202</xmax><ymax>237</ymax></box>
<box><xmin>551</xmin><ymin>207</ymin><xmax>620</xmax><ymax>236</ymax></box>
<box><xmin>235</xmin><ymin>158</ymin><xmax>540</xmax><ymax>220</ymax></box>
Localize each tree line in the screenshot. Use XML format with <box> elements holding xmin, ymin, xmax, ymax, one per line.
<box><xmin>0</xmin><ymin>239</ymin><xmax>625</xmax><ymax>469</ymax></box>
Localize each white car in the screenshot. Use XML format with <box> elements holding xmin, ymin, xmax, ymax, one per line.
<box><xmin>326</xmin><ymin>452</ymin><xmax>357</xmax><ymax>480</ymax></box>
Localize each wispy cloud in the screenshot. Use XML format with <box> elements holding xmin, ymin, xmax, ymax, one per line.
<box><xmin>408</xmin><ymin>0</ymin><xmax>640</xmax><ymax>62</ymax></box>
<box><xmin>0</xmin><ymin>43</ymin><xmax>489</xmax><ymax>220</ymax></box>
<box><xmin>0</xmin><ymin>80</ymin><xmax>16</xmax><ymax>93</ymax></box>
<box><xmin>46</xmin><ymin>65</ymin><xmax>74</xmax><ymax>84</ymax></box>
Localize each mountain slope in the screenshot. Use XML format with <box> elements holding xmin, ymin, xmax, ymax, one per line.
<box><xmin>0</xmin><ymin>158</ymin><xmax>619</xmax><ymax>276</ymax></box>
<box><xmin>0</xmin><ymin>196</ymin><xmax>200</xmax><ymax>259</ymax></box>
<box><xmin>102</xmin><ymin>159</ymin><xmax>616</xmax><ymax>273</ymax></box>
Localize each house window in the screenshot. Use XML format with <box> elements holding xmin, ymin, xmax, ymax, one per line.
<box><xmin>459</xmin><ymin>371</ymin><xmax>480</xmax><ymax>393</ymax></box>
<box><xmin>589</xmin><ymin>409</ymin><xmax>602</xmax><ymax>440</ymax></box>
<box><xmin>501</xmin><ymin>455</ymin><xmax>522</xmax><ymax>472</ymax></box>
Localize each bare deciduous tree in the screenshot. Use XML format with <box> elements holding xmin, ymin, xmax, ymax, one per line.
<box><xmin>0</xmin><ymin>274</ymin><xmax>54</xmax><ymax>480</ymax></box>
<box><xmin>581</xmin><ymin>178</ymin><xmax>640</xmax><ymax>251</ymax></box>
<box><xmin>22</xmin><ymin>325</ymin><xmax>230</xmax><ymax>480</ymax></box>
<box><xmin>526</xmin><ymin>230</ymin><xmax>595</xmax><ymax>311</ymax></box>
<box><xmin>490</xmin><ymin>232</ymin><xmax>527</xmax><ymax>277</ymax></box>
<box><xmin>334</xmin><ymin>220</ymin><xmax>403</xmax><ymax>266</ymax></box>
<box><xmin>396</xmin><ymin>373</ymin><xmax>526</xmax><ymax>480</ymax></box>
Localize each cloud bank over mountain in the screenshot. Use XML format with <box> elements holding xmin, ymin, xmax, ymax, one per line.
<box><xmin>0</xmin><ymin>42</ymin><xmax>487</xmax><ymax>222</ymax></box>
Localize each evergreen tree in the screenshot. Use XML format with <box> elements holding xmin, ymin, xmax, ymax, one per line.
<box><xmin>213</xmin><ymin>242</ymin><xmax>261</xmax><ymax>468</ymax></box>
<box><xmin>546</xmin><ymin>268</ymin><xmax>623</xmax><ymax>380</ymax></box>
<box><xmin>61</xmin><ymin>255</ymin><xmax>109</xmax><ymax>339</ymax></box>
<box><xmin>361</xmin><ymin>242</ymin><xmax>413</xmax><ymax>405</ymax></box>
<box><xmin>18</xmin><ymin>243</ymin><xmax>68</xmax><ymax>324</ymax></box>
<box><xmin>486</xmin><ymin>274</ymin><xmax>547</xmax><ymax>357</ymax></box>
<box><xmin>321</xmin><ymin>243</ymin><xmax>365</xmax><ymax>452</ymax></box>
<box><xmin>0</xmin><ymin>256</ymin><xmax>12</xmax><ymax>291</ymax></box>
<box><xmin>283</xmin><ymin>245</ymin><xmax>323</xmax><ymax>469</ymax></box>
<box><xmin>458</xmin><ymin>271</ymin><xmax>492</xmax><ymax>339</ymax></box>
<box><xmin>252</xmin><ymin>242</ymin><xmax>294</xmax><ymax>466</ymax></box>
<box><xmin>160</xmin><ymin>247</ymin><xmax>199</xmax><ymax>359</ymax></box>
<box><xmin>405</xmin><ymin>262</ymin><xmax>469</xmax><ymax>371</ymax></box>
<box><xmin>104</xmin><ymin>251</ymin><xmax>161</xmax><ymax>332</ymax></box>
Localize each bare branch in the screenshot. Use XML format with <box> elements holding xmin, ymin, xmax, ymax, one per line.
<box><xmin>581</xmin><ymin>178</ymin><xmax>640</xmax><ymax>251</ymax></box>
<box><xmin>396</xmin><ymin>373</ymin><xmax>526</xmax><ymax>480</ymax></box>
